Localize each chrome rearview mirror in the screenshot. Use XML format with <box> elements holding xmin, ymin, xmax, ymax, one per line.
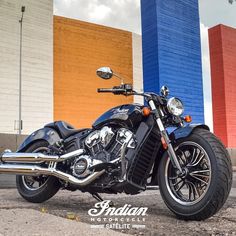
<box><xmin>160</xmin><ymin>85</ymin><xmax>169</xmax><ymax>97</ymax></box>
<box><xmin>96</xmin><ymin>67</ymin><xmax>113</xmax><ymax>80</ymax></box>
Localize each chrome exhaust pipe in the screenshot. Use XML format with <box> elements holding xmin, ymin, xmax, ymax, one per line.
<box><xmin>0</xmin><ymin>149</ymin><xmax>105</xmax><ymax>186</ymax></box>
<box><xmin>0</xmin><ymin>163</ymin><xmax>105</xmax><ymax>186</ymax></box>
<box><xmin>1</xmin><ymin>149</ymin><xmax>84</xmax><ymax>164</ymax></box>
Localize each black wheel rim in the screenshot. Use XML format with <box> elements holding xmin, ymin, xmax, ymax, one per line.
<box><xmin>165</xmin><ymin>141</ymin><xmax>212</xmax><ymax>206</ymax></box>
<box><xmin>22</xmin><ymin>147</ymin><xmax>50</xmax><ymax>191</ymax></box>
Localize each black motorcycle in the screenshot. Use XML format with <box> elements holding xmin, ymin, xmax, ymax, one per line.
<box><xmin>0</xmin><ymin>67</ymin><xmax>232</xmax><ymax>220</ymax></box>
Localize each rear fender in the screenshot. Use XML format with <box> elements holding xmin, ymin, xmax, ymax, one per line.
<box><xmin>17</xmin><ymin>127</ymin><xmax>61</xmax><ymax>152</ymax></box>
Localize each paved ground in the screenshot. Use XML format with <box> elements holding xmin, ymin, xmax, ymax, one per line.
<box><xmin>0</xmin><ymin>173</ymin><xmax>235</xmax><ymax>236</ymax></box>
<box><xmin>0</xmin><ymin>209</ymin><xmax>126</xmax><ymax>236</ymax></box>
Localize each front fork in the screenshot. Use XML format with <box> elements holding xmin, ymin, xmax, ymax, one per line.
<box><xmin>149</xmin><ymin>100</ymin><xmax>183</xmax><ymax>173</ymax></box>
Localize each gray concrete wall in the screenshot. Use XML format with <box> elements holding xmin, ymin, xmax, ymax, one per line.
<box><xmin>0</xmin><ymin>0</ymin><xmax>53</xmax><ymax>135</ymax></box>
<box><xmin>0</xmin><ymin>133</ymin><xmax>27</xmax><ymax>153</ymax></box>
<box><xmin>227</xmin><ymin>148</ymin><xmax>236</xmax><ymax>167</ymax></box>
<box><xmin>0</xmin><ymin>175</ymin><xmax>16</xmax><ymax>188</ymax></box>
<box><xmin>0</xmin><ymin>133</ymin><xmax>27</xmax><ymax>188</ymax></box>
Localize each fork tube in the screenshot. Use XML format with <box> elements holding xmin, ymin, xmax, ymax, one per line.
<box><xmin>149</xmin><ymin>100</ymin><xmax>183</xmax><ymax>172</ymax></box>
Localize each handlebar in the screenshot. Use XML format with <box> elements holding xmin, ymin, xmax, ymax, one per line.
<box><xmin>97</xmin><ymin>88</ymin><xmax>115</xmax><ymax>93</ymax></box>
<box><xmin>97</xmin><ymin>85</ymin><xmax>132</xmax><ymax>95</ymax></box>
<box><xmin>97</xmin><ymin>85</ymin><xmax>164</xmax><ymax>105</ymax></box>
<box><xmin>97</xmin><ymin>88</ymin><xmax>127</xmax><ymax>95</ymax></box>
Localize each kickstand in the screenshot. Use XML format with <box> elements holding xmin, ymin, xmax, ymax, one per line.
<box><xmin>92</xmin><ymin>193</ymin><xmax>104</xmax><ymax>202</ymax></box>
<box><xmin>91</xmin><ymin>193</ymin><xmax>114</xmax><ymax>207</ymax></box>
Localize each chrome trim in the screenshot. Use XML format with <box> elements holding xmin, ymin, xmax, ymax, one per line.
<box><xmin>146</xmin><ymin>186</ymin><xmax>159</xmax><ymax>190</ymax></box>
<box><xmin>100</xmin><ymin>126</ymin><xmax>114</xmax><ymax>147</ymax></box>
<box><xmin>119</xmin><ymin>131</ymin><xmax>133</xmax><ymax>181</ymax></box>
<box><xmin>1</xmin><ymin>149</ymin><xmax>84</xmax><ymax>164</ymax></box>
<box><xmin>167</xmin><ymin>97</ymin><xmax>184</xmax><ymax>116</ymax></box>
<box><xmin>0</xmin><ymin>163</ymin><xmax>105</xmax><ymax>186</ymax></box>
<box><xmin>148</xmin><ymin>99</ymin><xmax>183</xmax><ymax>172</ymax></box>
<box><xmin>85</xmin><ymin>130</ymin><xmax>100</xmax><ymax>148</ymax></box>
<box><xmin>165</xmin><ymin>141</ymin><xmax>212</xmax><ymax>206</ymax></box>
<box><xmin>149</xmin><ymin>100</ymin><xmax>156</xmax><ymax>110</ymax></box>
<box><xmin>85</xmin><ymin>126</ymin><xmax>114</xmax><ymax>149</ymax></box>
<box><xmin>156</xmin><ymin>118</ymin><xmax>165</xmax><ymax>132</ymax></box>
<box><xmin>22</xmin><ymin>175</ymin><xmax>48</xmax><ymax>191</ymax></box>
<box><xmin>96</xmin><ymin>67</ymin><xmax>113</xmax><ymax>80</ymax></box>
<box><xmin>72</xmin><ymin>155</ymin><xmax>103</xmax><ymax>178</ymax></box>
<box><xmin>160</xmin><ymin>85</ymin><xmax>169</xmax><ymax>97</ymax></box>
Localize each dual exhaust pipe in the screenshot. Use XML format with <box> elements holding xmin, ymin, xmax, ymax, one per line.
<box><xmin>0</xmin><ymin>149</ymin><xmax>105</xmax><ymax>186</ymax></box>
<box><xmin>0</xmin><ymin>149</ymin><xmax>84</xmax><ymax>163</ymax></box>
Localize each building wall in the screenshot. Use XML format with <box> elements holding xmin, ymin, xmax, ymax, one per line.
<box><xmin>132</xmin><ymin>33</ymin><xmax>144</xmax><ymax>104</ymax></box>
<box><xmin>54</xmin><ymin>16</ymin><xmax>135</xmax><ymax>129</ymax></box>
<box><xmin>141</xmin><ymin>0</ymin><xmax>204</xmax><ymax>123</ymax></box>
<box><xmin>209</xmin><ymin>24</ymin><xmax>236</xmax><ymax>148</ymax></box>
<box><xmin>0</xmin><ymin>0</ymin><xmax>53</xmax><ymax>135</ymax></box>
<box><xmin>0</xmin><ymin>3</ymin><xmax>142</xmax><ymax>135</ymax></box>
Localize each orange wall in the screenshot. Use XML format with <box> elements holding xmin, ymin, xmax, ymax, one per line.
<box><xmin>54</xmin><ymin>16</ymin><xmax>133</xmax><ymax>128</ymax></box>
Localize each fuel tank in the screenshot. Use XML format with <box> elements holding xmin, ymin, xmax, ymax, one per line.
<box><xmin>93</xmin><ymin>104</ymin><xmax>144</xmax><ymax>129</ymax></box>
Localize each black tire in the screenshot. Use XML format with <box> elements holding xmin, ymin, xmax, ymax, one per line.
<box><xmin>158</xmin><ymin>128</ymin><xmax>232</xmax><ymax>220</ymax></box>
<box><xmin>16</xmin><ymin>140</ymin><xmax>61</xmax><ymax>203</ymax></box>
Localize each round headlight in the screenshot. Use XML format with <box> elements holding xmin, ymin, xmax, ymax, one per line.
<box><xmin>167</xmin><ymin>97</ymin><xmax>184</xmax><ymax>116</ymax></box>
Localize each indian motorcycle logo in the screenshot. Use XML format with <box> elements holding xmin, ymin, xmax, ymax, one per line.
<box><xmin>112</xmin><ymin>108</ymin><xmax>129</xmax><ymax>114</ymax></box>
<box><xmin>88</xmin><ymin>200</ymin><xmax>148</xmax><ymax>230</ymax></box>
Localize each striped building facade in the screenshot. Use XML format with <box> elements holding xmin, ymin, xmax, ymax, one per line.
<box><xmin>0</xmin><ymin>1</ymin><xmax>143</xmax><ymax>135</ymax></box>
<box><xmin>54</xmin><ymin>16</ymin><xmax>143</xmax><ymax>129</ymax></box>
<box><xmin>141</xmin><ymin>0</ymin><xmax>204</xmax><ymax>124</ymax></box>
<box><xmin>0</xmin><ymin>0</ymin><xmax>53</xmax><ymax>134</ymax></box>
<box><xmin>1</xmin><ymin>0</ymin><xmax>205</xmax><ymax>137</ymax></box>
<box><xmin>209</xmin><ymin>25</ymin><xmax>236</xmax><ymax>148</ymax></box>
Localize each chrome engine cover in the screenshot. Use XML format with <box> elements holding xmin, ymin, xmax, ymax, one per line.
<box><xmin>85</xmin><ymin>126</ymin><xmax>135</xmax><ymax>161</ymax></box>
<box><xmin>72</xmin><ymin>155</ymin><xmax>102</xmax><ymax>178</ymax></box>
<box><xmin>73</xmin><ymin>127</ymin><xmax>136</xmax><ymax>179</ymax></box>
<box><xmin>85</xmin><ymin>126</ymin><xmax>114</xmax><ymax>148</ymax></box>
<box><xmin>115</xmin><ymin>128</ymin><xmax>136</xmax><ymax>149</ymax></box>
<box><xmin>85</xmin><ymin>126</ymin><xmax>115</xmax><ymax>157</ymax></box>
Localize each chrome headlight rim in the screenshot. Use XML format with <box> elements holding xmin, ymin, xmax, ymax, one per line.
<box><xmin>167</xmin><ymin>97</ymin><xmax>184</xmax><ymax>116</ymax></box>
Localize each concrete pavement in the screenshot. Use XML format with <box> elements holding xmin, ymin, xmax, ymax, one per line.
<box><xmin>0</xmin><ymin>209</ymin><xmax>127</xmax><ymax>236</ymax></box>
<box><xmin>0</xmin><ymin>173</ymin><xmax>235</xmax><ymax>236</ymax></box>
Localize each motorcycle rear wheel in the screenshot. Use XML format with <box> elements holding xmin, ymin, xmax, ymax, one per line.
<box><xmin>16</xmin><ymin>141</ymin><xmax>61</xmax><ymax>203</ymax></box>
<box><xmin>158</xmin><ymin>128</ymin><xmax>232</xmax><ymax>220</ymax></box>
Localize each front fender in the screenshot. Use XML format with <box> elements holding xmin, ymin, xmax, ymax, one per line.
<box><xmin>17</xmin><ymin>127</ymin><xmax>61</xmax><ymax>152</ymax></box>
<box><xmin>170</xmin><ymin>124</ymin><xmax>210</xmax><ymax>141</ymax></box>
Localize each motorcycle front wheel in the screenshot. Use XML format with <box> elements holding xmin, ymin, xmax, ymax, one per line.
<box><xmin>158</xmin><ymin>128</ymin><xmax>232</xmax><ymax>220</ymax></box>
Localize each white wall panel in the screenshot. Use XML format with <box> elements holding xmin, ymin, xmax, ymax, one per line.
<box><xmin>132</xmin><ymin>33</ymin><xmax>144</xmax><ymax>105</ymax></box>
<box><xmin>0</xmin><ymin>0</ymin><xmax>53</xmax><ymax>134</ymax></box>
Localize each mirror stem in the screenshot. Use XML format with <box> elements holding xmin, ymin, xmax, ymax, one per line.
<box><xmin>113</xmin><ymin>73</ymin><xmax>124</xmax><ymax>85</ymax></box>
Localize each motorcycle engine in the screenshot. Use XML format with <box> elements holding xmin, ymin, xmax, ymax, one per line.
<box><xmin>85</xmin><ymin>126</ymin><xmax>135</xmax><ymax>161</ymax></box>
<box><xmin>71</xmin><ymin>126</ymin><xmax>135</xmax><ymax>178</ymax></box>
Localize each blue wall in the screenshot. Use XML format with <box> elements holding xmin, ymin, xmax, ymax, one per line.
<box><xmin>141</xmin><ymin>0</ymin><xmax>204</xmax><ymax>123</ymax></box>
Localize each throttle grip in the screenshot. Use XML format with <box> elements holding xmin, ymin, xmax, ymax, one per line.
<box><xmin>97</xmin><ymin>87</ymin><xmax>127</xmax><ymax>95</ymax></box>
<box><xmin>97</xmin><ymin>88</ymin><xmax>113</xmax><ymax>93</ymax></box>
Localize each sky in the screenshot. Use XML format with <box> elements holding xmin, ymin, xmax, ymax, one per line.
<box><xmin>54</xmin><ymin>0</ymin><xmax>236</xmax><ymax>131</ymax></box>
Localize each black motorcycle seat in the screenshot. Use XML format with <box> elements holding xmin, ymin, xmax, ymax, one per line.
<box><xmin>45</xmin><ymin>121</ymin><xmax>87</xmax><ymax>139</ymax></box>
